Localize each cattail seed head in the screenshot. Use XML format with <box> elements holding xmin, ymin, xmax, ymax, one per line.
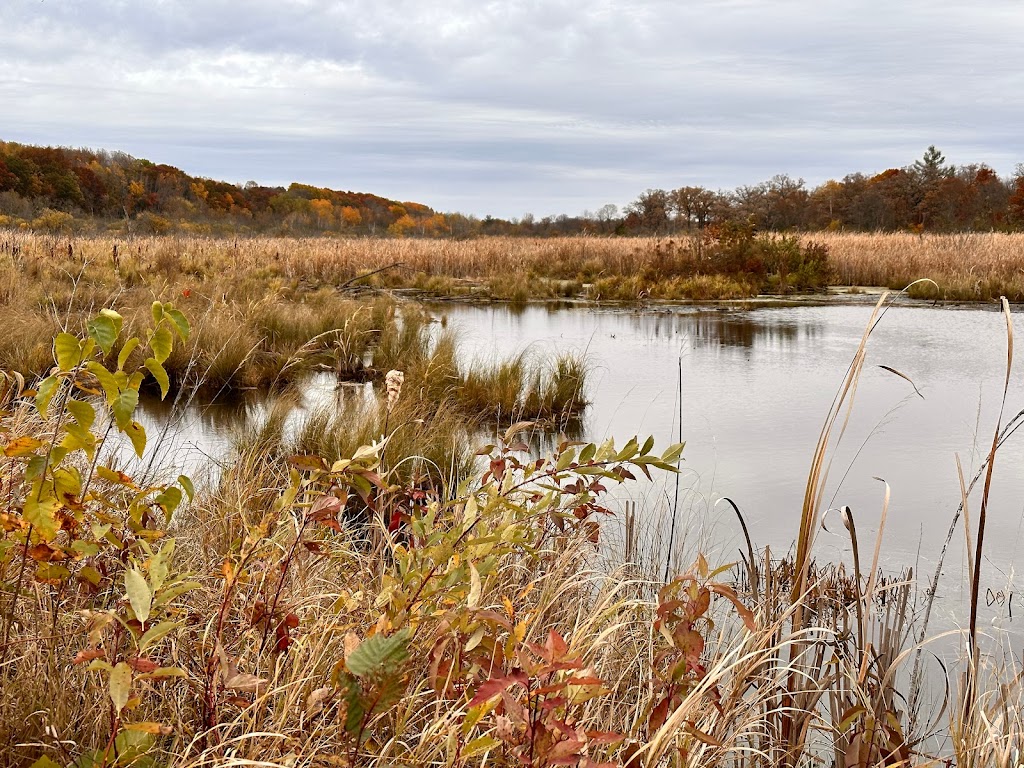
<box><xmin>385</xmin><ymin>370</ymin><xmax>404</xmax><ymax>411</ymax></box>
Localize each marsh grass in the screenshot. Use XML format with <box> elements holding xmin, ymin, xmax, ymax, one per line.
<box><xmin>806</xmin><ymin>231</ymin><xmax>1024</xmax><ymax>301</ymax></box>
<box><xmin>3</xmin><ymin>236</ymin><xmax>1024</xmax><ymax>766</ymax></box>
<box><xmin>0</xmin><ymin>230</ymin><xmax>1020</xmax><ymax>394</ymax></box>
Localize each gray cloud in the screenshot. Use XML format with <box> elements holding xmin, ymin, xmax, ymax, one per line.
<box><xmin>2</xmin><ymin>0</ymin><xmax>1023</xmax><ymax>216</ymax></box>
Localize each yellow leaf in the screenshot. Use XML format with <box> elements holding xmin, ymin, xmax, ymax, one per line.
<box><xmin>124</xmin><ymin>721</ymin><xmax>172</xmax><ymax>735</ymax></box>
<box><xmin>467</xmin><ymin>561</ymin><xmax>482</xmax><ymax>609</ymax></box>
<box><xmin>463</xmin><ymin>735</ymin><xmax>501</xmax><ymax>758</ymax></box>
<box><xmin>24</xmin><ymin>493</ymin><xmax>60</xmax><ymax>541</ymax></box>
<box><xmin>109</xmin><ymin>661</ymin><xmax>132</xmax><ymax>712</ymax></box>
<box><xmin>514</xmin><ymin>621</ymin><xmax>528</xmax><ymax>644</ymax></box>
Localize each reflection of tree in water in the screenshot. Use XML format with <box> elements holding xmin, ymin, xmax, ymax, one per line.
<box><xmin>477</xmin><ymin>417</ymin><xmax>586</xmax><ymax>457</ymax></box>
<box><xmin>625</xmin><ymin>310</ymin><xmax>821</xmax><ymax>350</ymax></box>
<box><xmin>137</xmin><ymin>390</ymin><xmax>259</xmax><ymax>437</ymax></box>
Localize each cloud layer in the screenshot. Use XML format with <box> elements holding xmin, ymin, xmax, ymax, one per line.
<box><xmin>3</xmin><ymin>0</ymin><xmax>1023</xmax><ymax>216</ymax></box>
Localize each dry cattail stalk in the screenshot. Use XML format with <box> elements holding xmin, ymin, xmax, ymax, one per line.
<box><xmin>385</xmin><ymin>370</ymin><xmax>404</xmax><ymax>411</ymax></box>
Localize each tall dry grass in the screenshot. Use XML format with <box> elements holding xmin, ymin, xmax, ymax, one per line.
<box><xmin>805</xmin><ymin>231</ymin><xmax>1024</xmax><ymax>300</ymax></box>
<box><xmin>2</xmin><ymin>292</ymin><xmax>1024</xmax><ymax>767</ymax></box>
<box><xmin>6</xmin><ymin>230</ymin><xmax>1024</xmax><ymax>309</ymax></box>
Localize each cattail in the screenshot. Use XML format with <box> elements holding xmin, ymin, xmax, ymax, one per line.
<box><xmin>384</xmin><ymin>370</ymin><xmax>404</xmax><ymax>411</ymax></box>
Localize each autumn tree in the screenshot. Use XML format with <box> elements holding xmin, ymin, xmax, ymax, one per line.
<box><xmin>340</xmin><ymin>205</ymin><xmax>362</xmax><ymax>229</ymax></box>
<box><xmin>1008</xmin><ymin>165</ymin><xmax>1024</xmax><ymax>228</ymax></box>
<box><xmin>625</xmin><ymin>189</ymin><xmax>672</xmax><ymax>234</ymax></box>
<box><xmin>671</xmin><ymin>186</ymin><xmax>718</xmax><ymax>231</ymax></box>
<box><xmin>309</xmin><ymin>198</ymin><xmax>335</xmax><ymax>229</ymax></box>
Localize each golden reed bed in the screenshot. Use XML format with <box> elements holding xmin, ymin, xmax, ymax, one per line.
<box><xmin>4</xmin><ymin>229</ymin><xmax>1024</xmax><ymax>301</ymax></box>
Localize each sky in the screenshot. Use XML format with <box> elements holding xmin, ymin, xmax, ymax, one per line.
<box><xmin>3</xmin><ymin>0</ymin><xmax>1024</xmax><ymax>218</ymax></box>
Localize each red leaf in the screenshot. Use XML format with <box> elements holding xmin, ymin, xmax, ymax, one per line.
<box><xmin>73</xmin><ymin>648</ymin><xmax>105</xmax><ymax>665</ymax></box>
<box><xmin>127</xmin><ymin>656</ymin><xmax>159</xmax><ymax>673</ymax></box>
<box><xmin>707</xmin><ymin>583</ymin><xmax>756</xmax><ymax>630</ymax></box>
<box><xmin>649</xmin><ymin>696</ymin><xmax>671</xmax><ymax>730</ymax></box>
<box><xmin>469</xmin><ymin>670</ymin><xmax>529</xmax><ymax>707</ymax></box>
<box><xmin>308</xmin><ymin>495</ymin><xmax>342</xmax><ymax>521</ymax></box>
<box><xmin>544</xmin><ymin>630</ymin><xmax>569</xmax><ymax>661</ymax></box>
<box><xmin>585</xmin><ymin>729</ymin><xmax>624</xmax><ymax>745</ymax></box>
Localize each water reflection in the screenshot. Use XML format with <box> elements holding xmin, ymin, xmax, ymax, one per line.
<box><xmin>687</xmin><ymin>311</ymin><xmax>819</xmax><ymax>350</ymax></box>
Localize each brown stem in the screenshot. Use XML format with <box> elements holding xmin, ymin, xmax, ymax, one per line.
<box><xmin>0</xmin><ymin>524</ymin><xmax>34</xmax><ymax>666</ymax></box>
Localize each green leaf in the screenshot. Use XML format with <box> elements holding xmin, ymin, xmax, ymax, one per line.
<box><xmin>124</xmin><ymin>567</ymin><xmax>152</xmax><ymax>625</ymax></box>
<box><xmin>148</xmin><ymin>539</ymin><xmax>174</xmax><ymax>591</ymax></box>
<box><xmin>118</xmin><ymin>337</ymin><xmax>141</xmax><ymax>371</ymax></box>
<box><xmin>112</xmin><ymin>389</ymin><xmax>139</xmax><ymax>431</ymax></box>
<box><xmin>177</xmin><ymin>474</ymin><xmax>195</xmax><ymax>502</ymax></box>
<box><xmin>151</xmin><ymin>301</ymin><xmax>164</xmax><ymax>325</ymax></box>
<box><xmin>25</xmin><ymin>455</ymin><xmax>47</xmax><ymax>482</ymax></box>
<box><xmin>87</xmin><ymin>313</ymin><xmax>120</xmax><ymax>355</ymax></box>
<box><xmin>78</xmin><ymin>565</ymin><xmax>103</xmax><ymax>586</ymax></box>
<box><xmin>341</xmin><ymin>675</ymin><xmax>365</xmax><ymax>735</ymax></box>
<box><xmin>71</xmin><ymin>540</ymin><xmax>100</xmax><ymax>557</ymax></box>
<box><xmin>109</xmin><ymin>661</ymin><xmax>132</xmax><ymax>712</ymax></box>
<box><xmin>62</xmin><ymin>424</ymin><xmax>97</xmax><ymax>460</ymax></box>
<box><xmin>35</xmin><ymin>375</ymin><xmax>59</xmax><ymax>417</ymax></box>
<box><xmin>662</xmin><ymin>442</ymin><xmax>685</xmax><ymax>464</ymax></box>
<box><xmin>555</xmin><ymin>448</ymin><xmax>575</xmax><ymax>472</ymax></box>
<box><xmin>66</xmin><ymin>398</ymin><xmax>96</xmax><ymax>430</ymax></box>
<box><xmin>125</xmin><ymin>420</ymin><xmax>147</xmax><ymax>458</ymax></box>
<box><xmin>36</xmin><ymin>563</ymin><xmax>71</xmax><ymax>582</ymax></box>
<box><xmin>54</xmin><ymin>332</ymin><xmax>83</xmax><ymax>372</ymax></box>
<box><xmin>616</xmin><ymin>436</ymin><xmax>639</xmax><ymax>461</ymax></box>
<box><xmin>139</xmin><ymin>620</ymin><xmax>180</xmax><ymax>652</ymax></box>
<box><xmin>166</xmin><ymin>308</ymin><xmax>190</xmax><ymax>341</ymax></box>
<box><xmin>346</xmin><ymin>627</ymin><xmax>412</xmax><ymax>677</ymax></box>
<box><xmin>29</xmin><ymin>756</ymin><xmax>63</xmax><ymax>768</ymax></box>
<box><xmin>154</xmin><ymin>486</ymin><xmax>182</xmax><ymax>520</ymax></box>
<box><xmin>578</xmin><ymin>442</ymin><xmax>596</xmax><ymax>464</ymax></box>
<box><xmin>85</xmin><ymin>362</ymin><xmax>119</xmax><ymax>405</ymax></box>
<box><xmin>151</xmin><ymin>581</ymin><xmax>201</xmax><ymax>611</ymax></box>
<box><xmin>101</xmin><ymin>308</ymin><xmax>122</xmax><ymax>331</ymax></box>
<box><xmin>113</xmin><ymin>728</ymin><xmax>154</xmax><ymax>763</ymax></box>
<box><xmin>144</xmin><ymin>358</ymin><xmax>170</xmax><ymax>400</ymax></box>
<box><xmin>149</xmin><ymin>326</ymin><xmax>173</xmax><ymax>365</ymax></box>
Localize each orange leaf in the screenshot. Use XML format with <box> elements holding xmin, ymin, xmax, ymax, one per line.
<box><xmin>127</xmin><ymin>656</ymin><xmax>159</xmax><ymax>673</ymax></box>
<box><xmin>73</xmin><ymin>648</ymin><xmax>105</xmax><ymax>664</ymax></box>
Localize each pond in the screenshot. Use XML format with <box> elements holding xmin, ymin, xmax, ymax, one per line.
<box><xmin>127</xmin><ymin>300</ymin><xmax>1024</xmax><ymax>631</ymax></box>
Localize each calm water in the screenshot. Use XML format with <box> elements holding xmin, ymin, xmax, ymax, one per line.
<box><xmin>125</xmin><ymin>302</ymin><xmax>1024</xmax><ymax>629</ymax></box>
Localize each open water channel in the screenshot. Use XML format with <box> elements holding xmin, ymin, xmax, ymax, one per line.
<box><xmin>127</xmin><ymin>301</ymin><xmax>1024</xmax><ymax>635</ymax></box>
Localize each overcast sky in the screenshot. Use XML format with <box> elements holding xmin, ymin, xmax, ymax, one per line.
<box><xmin>3</xmin><ymin>1</ymin><xmax>1023</xmax><ymax>217</ymax></box>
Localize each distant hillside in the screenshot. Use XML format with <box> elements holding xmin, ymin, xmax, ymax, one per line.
<box><xmin>0</xmin><ymin>139</ymin><xmax>453</xmax><ymax>236</ymax></box>
<box><xmin>5</xmin><ymin>139</ymin><xmax>1024</xmax><ymax>239</ymax></box>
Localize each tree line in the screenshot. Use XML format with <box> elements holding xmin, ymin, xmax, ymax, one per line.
<box><xmin>2</xmin><ymin>140</ymin><xmax>1023</xmax><ymax>237</ymax></box>
<box><xmin>614</xmin><ymin>147</ymin><xmax>1024</xmax><ymax>236</ymax></box>
<box><xmin>0</xmin><ymin>140</ymin><xmax>448</xmax><ymax>237</ymax></box>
